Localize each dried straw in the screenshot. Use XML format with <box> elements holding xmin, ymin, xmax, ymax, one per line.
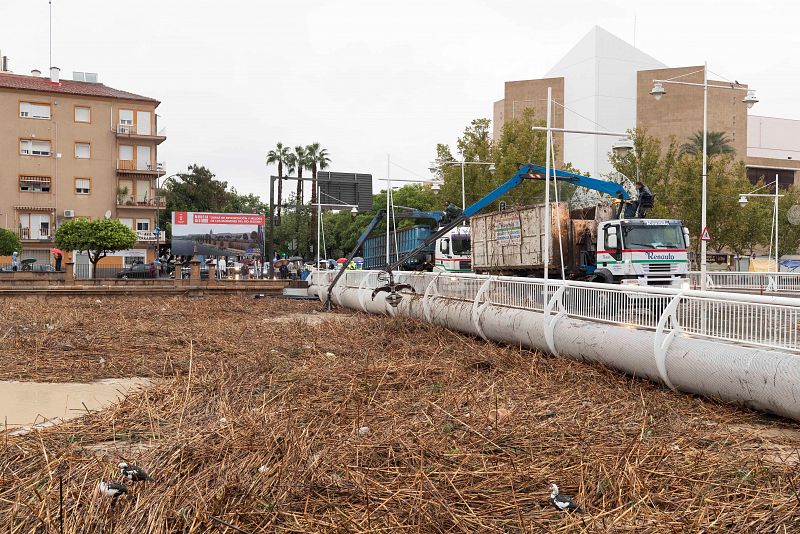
<box><xmin>0</xmin><ymin>295</ymin><xmax>798</xmax><ymax>532</ymax></box>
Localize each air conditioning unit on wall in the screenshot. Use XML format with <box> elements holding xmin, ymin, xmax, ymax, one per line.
<box><xmin>63</xmin><ymin>209</ymin><xmax>75</xmax><ymax>218</ymax></box>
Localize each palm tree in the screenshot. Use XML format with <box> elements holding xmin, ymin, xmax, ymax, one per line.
<box><xmin>266</xmin><ymin>142</ymin><xmax>290</xmax><ymax>218</ymax></box>
<box><xmin>291</xmin><ymin>145</ymin><xmax>308</xmax><ymax>205</ymax></box>
<box><xmin>286</xmin><ymin>146</ymin><xmax>309</xmax><ymax>256</ymax></box>
<box><xmin>305</xmin><ymin>143</ymin><xmax>331</xmax><ymax>257</ymax></box>
<box><xmin>680</xmin><ymin>131</ymin><xmax>735</xmax><ymax>157</ymax></box>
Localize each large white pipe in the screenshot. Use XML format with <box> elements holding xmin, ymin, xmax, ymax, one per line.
<box><xmin>314</xmin><ymin>273</ymin><xmax>800</xmax><ymax>422</ymax></box>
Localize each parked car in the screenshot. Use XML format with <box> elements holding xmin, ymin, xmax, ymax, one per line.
<box><xmin>117</xmin><ymin>263</ymin><xmax>157</xmax><ymax>279</ymax></box>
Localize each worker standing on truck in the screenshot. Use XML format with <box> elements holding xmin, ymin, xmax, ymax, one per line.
<box><xmin>443</xmin><ymin>202</ymin><xmax>462</xmax><ymax>223</ymax></box>
<box><xmin>626</xmin><ymin>181</ymin><xmax>654</xmax><ymax>218</ymax></box>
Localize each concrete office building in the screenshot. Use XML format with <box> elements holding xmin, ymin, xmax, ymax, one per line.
<box><xmin>493</xmin><ymin>27</ymin><xmax>800</xmax><ymax>188</ymax></box>
<box><xmin>0</xmin><ymin>56</ymin><xmax>166</xmax><ymax>268</ymax></box>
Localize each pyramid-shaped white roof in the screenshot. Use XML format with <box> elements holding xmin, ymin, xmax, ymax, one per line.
<box><xmin>544</xmin><ymin>26</ymin><xmax>665</xmax><ymax>177</ymax></box>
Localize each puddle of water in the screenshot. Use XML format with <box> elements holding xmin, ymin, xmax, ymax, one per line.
<box><xmin>1</xmin><ymin>378</ymin><xmax>151</xmax><ymax>430</ymax></box>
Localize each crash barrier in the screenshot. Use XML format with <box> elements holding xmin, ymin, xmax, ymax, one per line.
<box><xmin>690</xmin><ymin>271</ymin><xmax>800</xmax><ymax>293</ymax></box>
<box><xmin>310</xmin><ymin>270</ymin><xmax>800</xmax><ymax>421</ymax></box>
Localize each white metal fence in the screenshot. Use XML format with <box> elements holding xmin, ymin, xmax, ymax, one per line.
<box><xmin>690</xmin><ymin>271</ymin><xmax>800</xmax><ymax>293</ymax></box>
<box><xmin>311</xmin><ymin>270</ymin><xmax>800</xmax><ymax>354</ymax></box>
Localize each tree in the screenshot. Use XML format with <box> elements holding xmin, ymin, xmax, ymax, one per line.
<box><xmin>55</xmin><ymin>219</ymin><xmax>137</xmax><ymax>278</ymax></box>
<box><xmin>273</xmin><ymin>193</ymin><xmax>312</xmax><ymax>257</ymax></box>
<box><xmin>160</xmin><ymin>165</ymin><xmax>236</xmax><ymax>236</ymax></box>
<box><xmin>306</xmin><ymin>143</ymin><xmax>331</xmax><ymax>257</ymax></box>
<box><xmin>680</xmin><ymin>131</ymin><xmax>735</xmax><ymax>157</ymax></box>
<box><xmin>285</xmin><ymin>146</ymin><xmax>309</xmax><ymax>255</ymax></box>
<box><xmin>0</xmin><ymin>228</ymin><xmax>22</xmax><ymax>255</ymax></box>
<box><xmin>320</xmin><ymin>183</ymin><xmax>438</xmax><ymax>259</ymax></box>
<box><xmin>614</xmin><ymin>130</ymin><xmax>788</xmax><ymax>262</ymax></box>
<box><xmin>430</xmin><ymin>119</ymin><xmax>497</xmax><ymax>210</ymax></box>
<box><xmin>224</xmin><ymin>189</ymin><xmax>267</xmax><ymax>214</ymax></box>
<box><xmin>266</xmin><ymin>142</ymin><xmax>291</xmax><ymax>218</ymax></box>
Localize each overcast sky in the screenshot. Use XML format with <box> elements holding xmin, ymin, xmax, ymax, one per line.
<box><xmin>1</xmin><ymin>0</ymin><xmax>798</xmax><ymax>200</ymax></box>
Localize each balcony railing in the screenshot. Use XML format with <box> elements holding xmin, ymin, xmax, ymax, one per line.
<box><xmin>12</xmin><ymin>227</ymin><xmax>52</xmax><ymax>241</ymax></box>
<box><xmin>117</xmin><ymin>196</ymin><xmax>166</xmax><ymax>208</ymax></box>
<box><xmin>116</xmin><ymin>160</ymin><xmax>166</xmax><ymax>174</ymax></box>
<box><xmin>136</xmin><ymin>230</ymin><xmax>157</xmax><ymax>241</ymax></box>
<box><xmin>114</xmin><ymin>124</ymin><xmax>166</xmax><ymax>137</ymax></box>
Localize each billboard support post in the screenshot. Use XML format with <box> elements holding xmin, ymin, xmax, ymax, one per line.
<box><xmin>266</xmin><ymin>173</ymin><xmax>275</xmax><ymax>279</ymax></box>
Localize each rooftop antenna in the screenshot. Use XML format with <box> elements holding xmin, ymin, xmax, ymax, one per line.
<box><xmin>49</xmin><ymin>0</ymin><xmax>53</xmax><ymax>69</ymax></box>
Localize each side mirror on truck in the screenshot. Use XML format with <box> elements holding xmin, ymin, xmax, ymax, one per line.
<box><xmin>606</xmin><ymin>228</ymin><xmax>618</xmax><ymax>250</ymax></box>
<box><xmin>439</xmin><ymin>238</ymin><xmax>450</xmax><ymax>256</ymax></box>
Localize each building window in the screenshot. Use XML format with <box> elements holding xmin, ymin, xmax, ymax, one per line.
<box><xmin>747</xmin><ymin>167</ymin><xmax>795</xmax><ymax>190</ymax></box>
<box><xmin>75</xmin><ymin>106</ymin><xmax>91</xmax><ymax>123</ymax></box>
<box><xmin>19</xmin><ymin>175</ymin><xmax>51</xmax><ymax>193</ymax></box>
<box><xmin>120</xmin><ymin>109</ymin><xmax>133</xmax><ymax>127</ymax></box>
<box><xmin>20</xmin><ymin>102</ymin><xmax>51</xmax><ymax>119</ymax></box>
<box><xmin>119</xmin><ymin>218</ymin><xmax>133</xmax><ymax>229</ymax></box>
<box><xmin>19</xmin><ymin>139</ymin><xmax>51</xmax><ymax>156</ymax></box>
<box><xmin>119</xmin><ymin>145</ymin><xmax>133</xmax><ymax>160</ymax></box>
<box><xmin>136</xmin><ymin>219</ymin><xmax>150</xmax><ymax>232</ymax></box>
<box><xmin>75</xmin><ymin>142</ymin><xmax>91</xmax><ymax>159</ymax></box>
<box><xmin>75</xmin><ymin>177</ymin><xmax>91</xmax><ymax>194</ymax></box>
<box><xmin>18</xmin><ymin>213</ymin><xmax>51</xmax><ymax>239</ymax></box>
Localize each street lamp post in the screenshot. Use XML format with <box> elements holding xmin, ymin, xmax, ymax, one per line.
<box><xmin>429</xmin><ymin>160</ymin><xmax>496</xmax><ymax>210</ymax></box>
<box><xmin>650</xmin><ymin>63</ymin><xmax>758</xmax><ymax>290</ymax></box>
<box><xmin>154</xmin><ymin>173</ymin><xmax>180</xmax><ymax>275</ymax></box>
<box><xmin>738</xmin><ymin>174</ymin><xmax>783</xmax><ymax>269</ymax></box>
<box><xmin>313</xmin><ymin>191</ymin><xmax>358</xmax><ymax>271</ymax></box>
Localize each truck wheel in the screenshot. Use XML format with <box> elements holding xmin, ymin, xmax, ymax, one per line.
<box><xmin>590</xmin><ymin>268</ymin><xmax>614</xmax><ymax>284</ymax></box>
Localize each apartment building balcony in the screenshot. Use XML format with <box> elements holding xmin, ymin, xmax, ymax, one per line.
<box><xmin>113</xmin><ymin>124</ymin><xmax>167</xmax><ymax>145</ymax></box>
<box><xmin>116</xmin><ymin>196</ymin><xmax>166</xmax><ymax>209</ymax></box>
<box><xmin>116</xmin><ymin>160</ymin><xmax>166</xmax><ymax>176</ymax></box>
<box><xmin>136</xmin><ymin>230</ymin><xmax>158</xmax><ymax>241</ymax></box>
<box><xmin>11</xmin><ymin>227</ymin><xmax>53</xmax><ymax>242</ymax></box>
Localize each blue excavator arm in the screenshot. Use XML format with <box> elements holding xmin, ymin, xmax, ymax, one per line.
<box><xmin>524</xmin><ymin>164</ymin><xmax>631</xmax><ymax>200</ymax></box>
<box><xmin>325</xmin><ymin>163</ymin><xmax>628</xmax><ymax>309</ymax></box>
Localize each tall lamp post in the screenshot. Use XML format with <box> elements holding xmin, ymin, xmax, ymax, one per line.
<box><xmin>649</xmin><ymin>63</ymin><xmax>759</xmax><ymax>290</ymax></box>
<box><xmin>429</xmin><ymin>159</ymin><xmax>495</xmax><ymax>210</ymax></box>
<box><xmin>738</xmin><ymin>174</ymin><xmax>783</xmax><ymax>269</ymax></box>
<box><xmin>154</xmin><ymin>173</ymin><xmax>180</xmax><ymax>271</ymax></box>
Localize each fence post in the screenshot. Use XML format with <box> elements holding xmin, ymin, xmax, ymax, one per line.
<box><xmin>65</xmin><ymin>261</ymin><xmax>75</xmax><ymax>285</ymax></box>
<box><xmin>189</xmin><ymin>259</ymin><xmax>201</xmax><ymax>283</ymax></box>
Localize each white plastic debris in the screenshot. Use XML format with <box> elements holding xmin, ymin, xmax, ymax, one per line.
<box><xmin>258</xmin><ymin>464</ymin><xmax>268</xmax><ymax>473</ymax></box>
<box><xmin>325</xmin><ymin>352</ymin><xmax>336</xmax><ymax>358</ymax></box>
<box><xmin>357</xmin><ymin>426</ymin><xmax>370</xmax><ymax>436</ymax></box>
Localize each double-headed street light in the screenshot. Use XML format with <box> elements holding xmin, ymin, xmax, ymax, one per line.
<box><xmin>428</xmin><ymin>159</ymin><xmax>496</xmax><ymax>210</ymax></box>
<box><xmin>738</xmin><ymin>175</ymin><xmax>783</xmax><ymax>268</ymax></box>
<box><xmin>650</xmin><ymin>63</ymin><xmax>758</xmax><ymax>290</ymax></box>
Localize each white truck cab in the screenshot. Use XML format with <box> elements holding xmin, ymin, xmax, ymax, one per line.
<box><xmin>596</xmin><ymin>218</ymin><xmax>690</xmax><ymax>287</ymax></box>
<box><xmin>434</xmin><ymin>226</ymin><xmax>472</xmax><ymax>273</ymax></box>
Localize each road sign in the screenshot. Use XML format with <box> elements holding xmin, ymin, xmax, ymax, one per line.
<box><xmin>700</xmin><ymin>227</ymin><xmax>711</xmax><ymax>241</ymax></box>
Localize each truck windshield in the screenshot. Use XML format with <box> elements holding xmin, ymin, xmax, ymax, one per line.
<box><xmin>451</xmin><ymin>235</ymin><xmax>471</xmax><ymax>255</ymax></box>
<box><xmin>621</xmin><ymin>223</ymin><xmax>684</xmax><ymax>249</ymax></box>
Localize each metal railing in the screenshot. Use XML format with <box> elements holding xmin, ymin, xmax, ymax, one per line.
<box><xmin>136</xmin><ymin>230</ymin><xmax>157</xmax><ymax>241</ymax></box>
<box><xmin>318</xmin><ymin>270</ymin><xmax>800</xmax><ymax>354</ymax></box>
<box><xmin>12</xmin><ymin>227</ymin><xmax>52</xmax><ymax>241</ymax></box>
<box><xmin>116</xmin><ymin>160</ymin><xmax>166</xmax><ymax>173</ymax></box>
<box><xmin>117</xmin><ymin>196</ymin><xmax>166</xmax><ymax>208</ymax></box>
<box><xmin>690</xmin><ymin>271</ymin><xmax>800</xmax><ymax>293</ymax></box>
